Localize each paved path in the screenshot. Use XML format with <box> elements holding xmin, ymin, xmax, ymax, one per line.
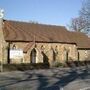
<box><xmin>0</xmin><ymin>66</ymin><xmax>90</xmax><ymax>90</ymax></box>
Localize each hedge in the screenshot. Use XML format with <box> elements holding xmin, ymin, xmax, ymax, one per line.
<box><xmin>3</xmin><ymin>63</ymin><xmax>50</xmax><ymax>71</ymax></box>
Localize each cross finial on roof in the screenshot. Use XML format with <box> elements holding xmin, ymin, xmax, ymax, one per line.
<box><xmin>0</xmin><ymin>9</ymin><xmax>4</xmax><ymax>18</ymax></box>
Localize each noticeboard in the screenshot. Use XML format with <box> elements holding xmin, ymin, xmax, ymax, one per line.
<box><xmin>10</xmin><ymin>49</ymin><xmax>23</xmax><ymax>59</ymax></box>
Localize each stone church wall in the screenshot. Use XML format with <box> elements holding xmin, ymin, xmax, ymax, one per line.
<box><xmin>0</xmin><ymin>18</ymin><xmax>8</xmax><ymax>64</ymax></box>
<box><xmin>78</xmin><ymin>50</ymin><xmax>90</xmax><ymax>61</ymax></box>
<box><xmin>8</xmin><ymin>42</ymin><xmax>79</xmax><ymax>65</ymax></box>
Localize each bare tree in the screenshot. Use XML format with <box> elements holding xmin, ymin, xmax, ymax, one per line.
<box><xmin>69</xmin><ymin>16</ymin><xmax>86</xmax><ymax>32</ymax></box>
<box><xmin>80</xmin><ymin>0</ymin><xmax>90</xmax><ymax>34</ymax></box>
<box><xmin>69</xmin><ymin>0</ymin><xmax>90</xmax><ymax>35</ymax></box>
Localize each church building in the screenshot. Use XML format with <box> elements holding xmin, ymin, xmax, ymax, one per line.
<box><xmin>0</xmin><ymin>10</ymin><xmax>90</xmax><ymax>66</ymax></box>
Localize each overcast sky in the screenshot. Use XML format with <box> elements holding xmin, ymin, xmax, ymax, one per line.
<box><xmin>0</xmin><ymin>0</ymin><xmax>83</xmax><ymax>26</ymax></box>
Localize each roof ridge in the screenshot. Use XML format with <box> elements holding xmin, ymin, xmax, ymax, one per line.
<box><xmin>4</xmin><ymin>19</ymin><xmax>66</xmax><ymax>28</ymax></box>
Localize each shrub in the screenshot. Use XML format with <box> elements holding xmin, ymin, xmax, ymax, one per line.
<box><xmin>53</xmin><ymin>62</ymin><xmax>64</xmax><ymax>67</ymax></box>
<box><xmin>66</xmin><ymin>61</ymin><xmax>90</xmax><ymax>67</ymax></box>
<box><xmin>3</xmin><ymin>63</ymin><xmax>50</xmax><ymax>71</ymax></box>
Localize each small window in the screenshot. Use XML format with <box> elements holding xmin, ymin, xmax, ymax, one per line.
<box><xmin>41</xmin><ymin>45</ymin><xmax>44</xmax><ymax>51</ymax></box>
<box><xmin>85</xmin><ymin>50</ymin><xmax>88</xmax><ymax>58</ymax></box>
<box><xmin>55</xmin><ymin>46</ymin><xmax>58</xmax><ymax>54</ymax></box>
<box><xmin>12</xmin><ymin>44</ymin><xmax>16</xmax><ymax>49</ymax></box>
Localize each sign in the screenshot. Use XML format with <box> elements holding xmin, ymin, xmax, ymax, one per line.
<box><xmin>10</xmin><ymin>49</ymin><xmax>23</xmax><ymax>59</ymax></box>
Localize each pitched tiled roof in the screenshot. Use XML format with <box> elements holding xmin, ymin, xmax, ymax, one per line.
<box><xmin>70</xmin><ymin>32</ymin><xmax>90</xmax><ymax>49</ymax></box>
<box><xmin>3</xmin><ymin>20</ymin><xmax>74</xmax><ymax>43</ymax></box>
<box><xmin>3</xmin><ymin>20</ymin><xmax>90</xmax><ymax>49</ymax></box>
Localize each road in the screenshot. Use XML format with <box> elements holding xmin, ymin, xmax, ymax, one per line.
<box><xmin>0</xmin><ymin>66</ymin><xmax>90</xmax><ymax>90</ymax></box>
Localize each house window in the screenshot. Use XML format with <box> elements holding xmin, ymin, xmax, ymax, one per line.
<box><xmin>30</xmin><ymin>48</ymin><xmax>36</xmax><ymax>63</ymax></box>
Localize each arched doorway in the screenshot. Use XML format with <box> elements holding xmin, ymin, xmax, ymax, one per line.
<box><xmin>30</xmin><ymin>48</ymin><xmax>36</xmax><ymax>63</ymax></box>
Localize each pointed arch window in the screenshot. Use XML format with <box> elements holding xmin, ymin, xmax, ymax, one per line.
<box><xmin>51</xmin><ymin>47</ymin><xmax>56</xmax><ymax>61</ymax></box>
<box><xmin>12</xmin><ymin>44</ymin><xmax>16</xmax><ymax>49</ymax></box>
<box><xmin>30</xmin><ymin>48</ymin><xmax>37</xmax><ymax>63</ymax></box>
<box><xmin>64</xmin><ymin>48</ymin><xmax>69</xmax><ymax>61</ymax></box>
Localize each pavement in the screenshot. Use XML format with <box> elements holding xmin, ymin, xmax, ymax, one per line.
<box><xmin>0</xmin><ymin>66</ymin><xmax>90</xmax><ymax>90</ymax></box>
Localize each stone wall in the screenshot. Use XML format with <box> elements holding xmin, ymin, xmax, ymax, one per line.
<box><xmin>8</xmin><ymin>42</ymin><xmax>78</xmax><ymax>65</ymax></box>
<box><xmin>1</xmin><ymin>38</ymin><xmax>90</xmax><ymax>65</ymax></box>
<box><xmin>78</xmin><ymin>50</ymin><xmax>90</xmax><ymax>61</ymax></box>
<box><xmin>0</xmin><ymin>18</ymin><xmax>8</xmax><ymax>64</ymax></box>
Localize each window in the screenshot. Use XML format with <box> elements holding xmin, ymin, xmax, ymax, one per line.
<box><xmin>12</xmin><ymin>44</ymin><xmax>16</xmax><ymax>49</ymax></box>
<box><xmin>30</xmin><ymin>48</ymin><xmax>36</xmax><ymax>63</ymax></box>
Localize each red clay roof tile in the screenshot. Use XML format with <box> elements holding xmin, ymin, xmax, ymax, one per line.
<box><xmin>3</xmin><ymin>20</ymin><xmax>90</xmax><ymax>49</ymax></box>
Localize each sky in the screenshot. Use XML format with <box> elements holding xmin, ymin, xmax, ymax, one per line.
<box><xmin>0</xmin><ymin>0</ymin><xmax>83</xmax><ymax>27</ymax></box>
